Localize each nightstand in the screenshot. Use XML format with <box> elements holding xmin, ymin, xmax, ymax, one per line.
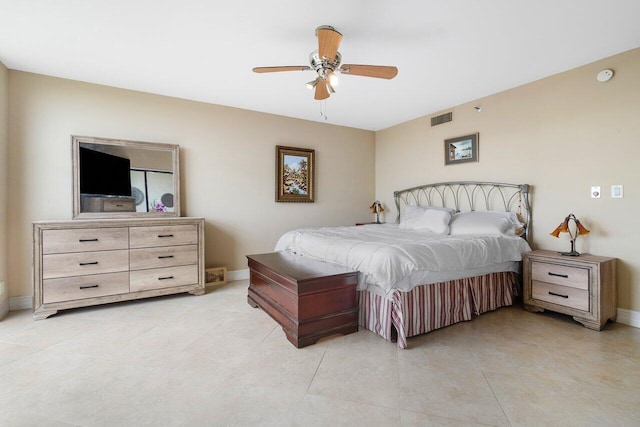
<box><xmin>523</xmin><ymin>250</ymin><xmax>617</xmax><ymax>330</ymax></box>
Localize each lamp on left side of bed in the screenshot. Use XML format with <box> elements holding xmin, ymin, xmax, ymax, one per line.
<box><xmin>370</xmin><ymin>200</ymin><xmax>384</xmax><ymax>224</ymax></box>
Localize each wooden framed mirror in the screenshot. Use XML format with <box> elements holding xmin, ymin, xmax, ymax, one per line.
<box><xmin>72</xmin><ymin>135</ymin><xmax>180</xmax><ymax>219</ymax></box>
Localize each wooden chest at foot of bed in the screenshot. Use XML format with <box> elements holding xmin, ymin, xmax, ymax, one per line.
<box><xmin>246</xmin><ymin>252</ymin><xmax>359</xmax><ymax>348</ymax></box>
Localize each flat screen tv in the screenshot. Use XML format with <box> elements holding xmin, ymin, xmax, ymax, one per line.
<box><xmin>79</xmin><ymin>147</ymin><xmax>132</xmax><ymax>197</ymax></box>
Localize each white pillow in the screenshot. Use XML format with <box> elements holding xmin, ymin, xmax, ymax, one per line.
<box><xmin>411</xmin><ymin>208</ymin><xmax>452</xmax><ymax>234</ymax></box>
<box><xmin>399</xmin><ymin>205</ymin><xmax>427</xmax><ymax>229</ymax></box>
<box><xmin>449</xmin><ymin>211</ymin><xmax>523</xmax><ymax>236</ymax></box>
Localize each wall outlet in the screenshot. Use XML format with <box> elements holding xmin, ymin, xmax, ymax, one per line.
<box><xmin>611</xmin><ymin>185</ymin><xmax>624</xmax><ymax>198</ymax></box>
<box><xmin>591</xmin><ymin>186</ymin><xmax>601</xmax><ymax>198</ymax></box>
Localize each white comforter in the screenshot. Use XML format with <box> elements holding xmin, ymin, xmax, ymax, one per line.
<box><xmin>275</xmin><ymin>224</ymin><xmax>531</xmax><ymax>293</ymax></box>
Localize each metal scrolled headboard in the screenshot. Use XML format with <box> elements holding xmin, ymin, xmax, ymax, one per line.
<box><xmin>393</xmin><ymin>181</ymin><xmax>532</xmax><ymax>242</ymax></box>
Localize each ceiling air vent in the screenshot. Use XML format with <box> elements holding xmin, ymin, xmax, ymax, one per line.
<box><xmin>431</xmin><ymin>112</ymin><xmax>453</xmax><ymax>127</ymax></box>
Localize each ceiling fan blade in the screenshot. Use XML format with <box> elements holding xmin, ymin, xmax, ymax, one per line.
<box><xmin>316</xmin><ymin>25</ymin><xmax>342</xmax><ymax>60</ymax></box>
<box><xmin>314</xmin><ymin>81</ymin><xmax>330</xmax><ymax>100</ymax></box>
<box><xmin>252</xmin><ymin>66</ymin><xmax>311</xmax><ymax>73</ymax></box>
<box><xmin>339</xmin><ymin>64</ymin><xmax>398</xmax><ymax>79</ymax></box>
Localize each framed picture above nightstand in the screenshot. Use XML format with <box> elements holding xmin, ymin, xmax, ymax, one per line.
<box><xmin>523</xmin><ymin>250</ymin><xmax>617</xmax><ymax>330</ymax></box>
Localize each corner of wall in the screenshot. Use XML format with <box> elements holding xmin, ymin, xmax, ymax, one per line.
<box><xmin>0</xmin><ymin>60</ymin><xmax>9</xmax><ymax>319</ymax></box>
<box><xmin>0</xmin><ymin>299</ymin><xmax>7</xmax><ymax>320</ymax></box>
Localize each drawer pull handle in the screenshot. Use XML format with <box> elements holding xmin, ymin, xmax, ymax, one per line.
<box><xmin>158</xmin><ymin>255</ymin><xmax>174</xmax><ymax>259</ymax></box>
<box><xmin>79</xmin><ymin>285</ymin><xmax>99</xmax><ymax>290</ymax></box>
<box><xmin>548</xmin><ymin>291</ymin><xmax>569</xmax><ymax>299</ymax></box>
<box><xmin>79</xmin><ymin>238</ymin><xmax>99</xmax><ymax>242</ymax></box>
<box><xmin>115</xmin><ymin>204</ymin><xmax>124</xmax><ymax>207</ymax></box>
<box><xmin>158</xmin><ymin>234</ymin><xmax>174</xmax><ymax>238</ymax></box>
<box><xmin>548</xmin><ymin>272</ymin><xmax>569</xmax><ymax>279</ymax></box>
<box><xmin>79</xmin><ymin>261</ymin><xmax>99</xmax><ymax>266</ymax></box>
<box><xmin>158</xmin><ymin>276</ymin><xmax>174</xmax><ymax>281</ymax></box>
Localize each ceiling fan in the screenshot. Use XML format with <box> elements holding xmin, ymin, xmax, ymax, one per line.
<box><xmin>252</xmin><ymin>25</ymin><xmax>398</xmax><ymax>100</ymax></box>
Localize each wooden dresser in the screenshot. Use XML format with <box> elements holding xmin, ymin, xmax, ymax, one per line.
<box><xmin>33</xmin><ymin>217</ymin><xmax>205</xmax><ymax>319</ymax></box>
<box><xmin>523</xmin><ymin>250</ymin><xmax>617</xmax><ymax>330</ymax></box>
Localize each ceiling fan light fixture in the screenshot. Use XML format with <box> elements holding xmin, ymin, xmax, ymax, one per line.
<box><xmin>328</xmin><ymin>72</ymin><xmax>338</xmax><ymax>86</ymax></box>
<box><xmin>306</xmin><ymin>79</ymin><xmax>319</xmax><ymax>90</ymax></box>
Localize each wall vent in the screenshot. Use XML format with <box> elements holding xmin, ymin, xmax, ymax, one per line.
<box><xmin>431</xmin><ymin>112</ymin><xmax>453</xmax><ymax>127</ymax></box>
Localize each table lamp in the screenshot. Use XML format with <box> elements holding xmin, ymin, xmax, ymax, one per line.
<box><xmin>550</xmin><ymin>213</ymin><xmax>590</xmax><ymax>256</ymax></box>
<box><xmin>370</xmin><ymin>201</ymin><xmax>384</xmax><ymax>224</ymax></box>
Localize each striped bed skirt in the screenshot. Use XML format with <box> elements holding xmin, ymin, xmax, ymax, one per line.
<box><xmin>358</xmin><ymin>271</ymin><xmax>518</xmax><ymax>349</ymax></box>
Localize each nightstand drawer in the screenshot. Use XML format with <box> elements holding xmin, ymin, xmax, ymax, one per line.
<box><xmin>531</xmin><ymin>261</ymin><xmax>589</xmax><ymax>290</ymax></box>
<box><xmin>532</xmin><ymin>280</ymin><xmax>589</xmax><ymax>311</ymax></box>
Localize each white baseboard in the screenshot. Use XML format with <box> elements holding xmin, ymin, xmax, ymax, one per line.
<box><xmin>9</xmin><ymin>296</ymin><xmax>32</xmax><ymax>311</ymax></box>
<box><xmin>617</xmin><ymin>308</ymin><xmax>640</xmax><ymax>328</ymax></box>
<box><xmin>228</xmin><ymin>268</ymin><xmax>250</xmax><ymax>282</ymax></box>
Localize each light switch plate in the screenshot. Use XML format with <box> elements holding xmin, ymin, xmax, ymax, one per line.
<box><xmin>611</xmin><ymin>185</ymin><xmax>624</xmax><ymax>198</ymax></box>
<box><xmin>591</xmin><ymin>186</ymin><xmax>601</xmax><ymax>198</ymax></box>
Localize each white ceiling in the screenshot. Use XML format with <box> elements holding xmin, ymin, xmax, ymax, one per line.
<box><xmin>1</xmin><ymin>0</ymin><xmax>639</xmax><ymax>131</ymax></box>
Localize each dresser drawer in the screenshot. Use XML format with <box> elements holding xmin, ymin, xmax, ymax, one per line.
<box><xmin>129</xmin><ymin>225</ymin><xmax>198</xmax><ymax>249</ymax></box>
<box><xmin>130</xmin><ymin>265</ymin><xmax>199</xmax><ymax>292</ymax></box>
<box><xmin>43</xmin><ymin>272</ymin><xmax>129</xmax><ymax>303</ymax></box>
<box><xmin>531</xmin><ymin>261</ymin><xmax>589</xmax><ymax>290</ymax></box>
<box><xmin>42</xmin><ymin>228</ymin><xmax>129</xmax><ymax>254</ymax></box>
<box><xmin>42</xmin><ymin>249</ymin><xmax>129</xmax><ymax>279</ymax></box>
<box><xmin>532</xmin><ymin>280</ymin><xmax>589</xmax><ymax>311</ymax></box>
<box><xmin>102</xmin><ymin>198</ymin><xmax>136</xmax><ymax>212</ymax></box>
<box><xmin>130</xmin><ymin>245</ymin><xmax>198</xmax><ymax>270</ymax></box>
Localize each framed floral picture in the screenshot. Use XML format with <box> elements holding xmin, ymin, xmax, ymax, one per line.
<box><xmin>276</xmin><ymin>146</ymin><xmax>315</xmax><ymax>203</ymax></box>
<box><xmin>444</xmin><ymin>133</ymin><xmax>479</xmax><ymax>165</ymax></box>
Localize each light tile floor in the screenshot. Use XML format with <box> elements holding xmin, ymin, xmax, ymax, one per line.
<box><xmin>1</xmin><ymin>280</ymin><xmax>639</xmax><ymax>426</ymax></box>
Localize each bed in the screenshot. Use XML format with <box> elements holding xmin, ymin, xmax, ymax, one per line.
<box><xmin>275</xmin><ymin>181</ymin><xmax>532</xmax><ymax>348</ymax></box>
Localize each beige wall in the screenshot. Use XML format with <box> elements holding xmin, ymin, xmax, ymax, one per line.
<box><xmin>0</xmin><ymin>61</ymin><xmax>7</xmax><ymax>317</ymax></box>
<box><xmin>6</xmin><ymin>48</ymin><xmax>640</xmax><ymax>315</ymax></box>
<box><xmin>376</xmin><ymin>47</ymin><xmax>640</xmax><ymax>312</ymax></box>
<box><xmin>7</xmin><ymin>72</ymin><xmax>375</xmax><ymax>298</ymax></box>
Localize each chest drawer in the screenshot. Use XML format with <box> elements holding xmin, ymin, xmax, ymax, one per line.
<box><xmin>129</xmin><ymin>225</ymin><xmax>198</xmax><ymax>249</ymax></box>
<box><xmin>42</xmin><ymin>249</ymin><xmax>129</xmax><ymax>279</ymax></box>
<box><xmin>130</xmin><ymin>265</ymin><xmax>199</xmax><ymax>292</ymax></box>
<box><xmin>532</xmin><ymin>280</ymin><xmax>589</xmax><ymax>311</ymax></box>
<box><xmin>130</xmin><ymin>245</ymin><xmax>198</xmax><ymax>270</ymax></box>
<box><xmin>43</xmin><ymin>228</ymin><xmax>129</xmax><ymax>254</ymax></box>
<box><xmin>43</xmin><ymin>272</ymin><xmax>129</xmax><ymax>303</ymax></box>
<box><xmin>531</xmin><ymin>261</ymin><xmax>589</xmax><ymax>290</ymax></box>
